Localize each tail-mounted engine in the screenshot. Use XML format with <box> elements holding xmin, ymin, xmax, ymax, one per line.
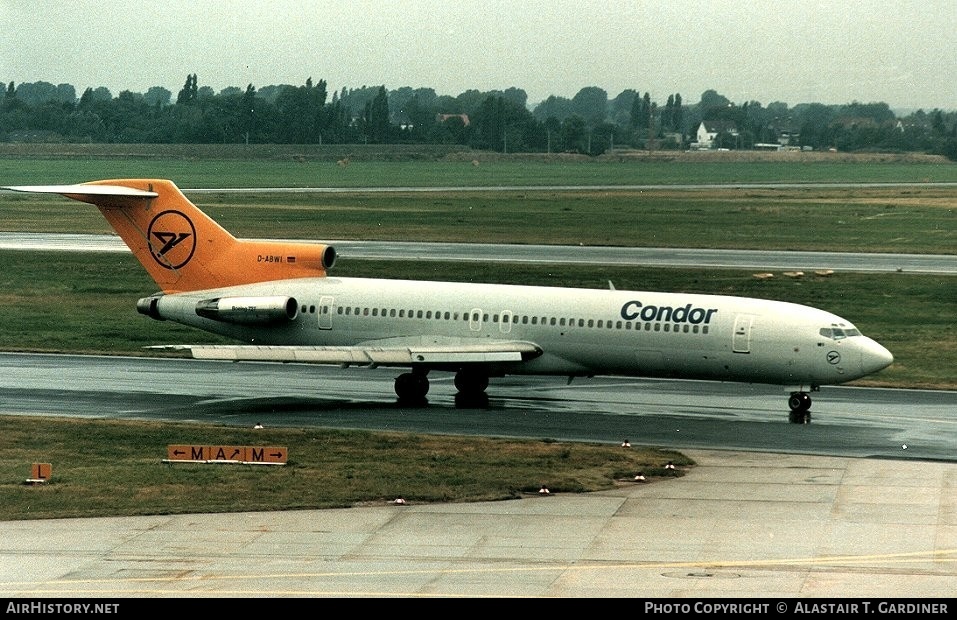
<box><xmin>137</xmin><ymin>294</ymin><xmax>299</xmax><ymax>325</ymax></box>
<box><xmin>136</xmin><ymin>294</ymin><xmax>165</xmax><ymax>321</ymax></box>
<box><xmin>195</xmin><ymin>296</ymin><xmax>299</xmax><ymax>325</ymax></box>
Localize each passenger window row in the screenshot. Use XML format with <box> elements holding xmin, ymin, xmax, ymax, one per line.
<box><xmin>296</xmin><ymin>304</ymin><xmax>712</xmax><ymax>335</ymax></box>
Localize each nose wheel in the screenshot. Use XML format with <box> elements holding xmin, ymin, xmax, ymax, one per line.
<box><xmin>788</xmin><ymin>391</ymin><xmax>812</xmax><ymax>412</ymax></box>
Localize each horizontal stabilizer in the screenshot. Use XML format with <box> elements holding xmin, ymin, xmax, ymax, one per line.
<box><xmin>2</xmin><ymin>184</ymin><xmax>158</xmax><ymax>198</ymax></box>
<box><xmin>150</xmin><ymin>341</ymin><xmax>543</xmax><ymax>367</ymax></box>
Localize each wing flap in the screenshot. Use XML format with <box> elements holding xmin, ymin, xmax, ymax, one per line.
<box><xmin>150</xmin><ymin>341</ymin><xmax>542</xmax><ymax>366</ymax></box>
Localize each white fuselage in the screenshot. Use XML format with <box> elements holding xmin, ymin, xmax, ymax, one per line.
<box><xmin>149</xmin><ymin>276</ymin><xmax>893</xmax><ymax>389</ymax></box>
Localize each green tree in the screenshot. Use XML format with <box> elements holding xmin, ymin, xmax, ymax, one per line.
<box><xmin>572</xmin><ymin>86</ymin><xmax>608</xmax><ymax>127</ymax></box>
<box><xmin>471</xmin><ymin>96</ymin><xmax>502</xmax><ymax>150</ymax></box>
<box><xmin>144</xmin><ymin>86</ymin><xmax>172</xmax><ymax>107</ymax></box>
<box><xmin>673</xmin><ymin>93</ymin><xmax>683</xmax><ymax>132</ymax></box>
<box><xmin>698</xmin><ymin>89</ymin><xmax>732</xmax><ymax>123</ymax></box>
<box><xmin>15</xmin><ymin>81</ymin><xmax>58</xmax><ymax>105</ymax></box>
<box><xmin>363</xmin><ymin>86</ymin><xmax>390</xmax><ymax>143</ymax></box>
<box><xmin>2</xmin><ymin>82</ymin><xmax>19</xmax><ymax>112</ymax></box>
<box><xmin>543</xmin><ymin>116</ymin><xmax>561</xmax><ymax>151</ymax></box>
<box><xmin>609</xmin><ymin>89</ymin><xmax>637</xmax><ymax>127</ymax></box>
<box><xmin>501</xmin><ymin>87</ymin><xmax>528</xmax><ymax>110</ymax></box>
<box><xmin>793</xmin><ymin>103</ymin><xmax>836</xmax><ymax>149</ymax></box>
<box><xmin>275</xmin><ymin>78</ymin><xmax>327</xmax><ymax>143</ymax></box>
<box><xmin>632</xmin><ymin>92</ymin><xmax>652</xmax><ymax>130</ymax></box>
<box><xmin>930</xmin><ymin>110</ymin><xmax>946</xmax><ymax>135</ymax></box>
<box><xmin>590</xmin><ymin>121</ymin><xmax>616</xmax><ymax>154</ymax></box>
<box><xmin>400</xmin><ymin>92</ymin><xmax>439</xmax><ymax>142</ymax></box>
<box><xmin>561</xmin><ymin>115</ymin><xmax>588</xmax><ymax>153</ymax></box>
<box><xmin>533</xmin><ymin>95</ymin><xmax>575</xmax><ymax>122</ymax></box>
<box><xmin>431</xmin><ymin>114</ymin><xmax>468</xmax><ymax>145</ymax></box>
<box><xmin>237</xmin><ymin>84</ymin><xmax>257</xmax><ymax>143</ymax></box>
<box><xmin>63</xmin><ymin>109</ymin><xmax>104</xmax><ymax>141</ymax></box>
<box><xmin>176</xmin><ymin>74</ymin><xmax>198</xmax><ymax>105</ymax></box>
<box><xmin>78</xmin><ymin>87</ymin><xmax>112</xmax><ymax>109</ymax></box>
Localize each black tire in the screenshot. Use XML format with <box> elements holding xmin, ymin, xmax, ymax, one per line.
<box><xmin>788</xmin><ymin>392</ymin><xmax>811</xmax><ymax>412</ymax></box>
<box><xmin>395</xmin><ymin>372</ymin><xmax>429</xmax><ymax>401</ymax></box>
<box><xmin>454</xmin><ymin>369</ymin><xmax>489</xmax><ymax>395</ymax></box>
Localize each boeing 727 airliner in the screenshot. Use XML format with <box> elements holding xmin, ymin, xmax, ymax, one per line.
<box><xmin>3</xmin><ymin>180</ymin><xmax>894</xmax><ymax>413</ymax></box>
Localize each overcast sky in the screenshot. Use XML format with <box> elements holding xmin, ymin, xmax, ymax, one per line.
<box><xmin>3</xmin><ymin>0</ymin><xmax>954</xmax><ymax>111</ymax></box>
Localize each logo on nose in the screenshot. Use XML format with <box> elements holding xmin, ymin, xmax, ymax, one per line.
<box><xmin>148</xmin><ymin>210</ymin><xmax>196</xmax><ymax>269</ymax></box>
<box><xmin>826</xmin><ymin>351</ymin><xmax>841</xmax><ymax>365</ymax></box>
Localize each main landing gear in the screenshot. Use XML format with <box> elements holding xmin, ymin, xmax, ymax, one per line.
<box><xmin>394</xmin><ymin>370</ymin><xmax>430</xmax><ymax>402</ymax></box>
<box><xmin>394</xmin><ymin>368</ymin><xmax>491</xmax><ymax>403</ymax></box>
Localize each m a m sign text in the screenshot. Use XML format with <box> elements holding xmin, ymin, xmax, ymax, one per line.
<box><xmin>166</xmin><ymin>444</ymin><xmax>287</xmax><ymax>465</ymax></box>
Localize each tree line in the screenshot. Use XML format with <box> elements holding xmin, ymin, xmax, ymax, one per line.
<box><xmin>3</xmin><ymin>75</ymin><xmax>957</xmax><ymax>159</ymax></box>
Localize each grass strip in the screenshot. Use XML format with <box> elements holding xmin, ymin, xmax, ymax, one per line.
<box><xmin>0</xmin><ymin>415</ymin><xmax>689</xmax><ymax>520</ymax></box>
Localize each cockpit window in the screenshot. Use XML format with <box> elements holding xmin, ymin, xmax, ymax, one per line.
<box><xmin>819</xmin><ymin>326</ymin><xmax>861</xmax><ymax>340</ymax></box>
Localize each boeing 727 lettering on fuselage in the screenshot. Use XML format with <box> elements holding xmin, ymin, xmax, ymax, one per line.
<box><xmin>2</xmin><ymin>179</ymin><xmax>894</xmax><ymax>414</ymax></box>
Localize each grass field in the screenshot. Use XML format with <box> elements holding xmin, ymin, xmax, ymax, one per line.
<box><xmin>3</xmin><ymin>184</ymin><xmax>955</xmax><ymax>254</ymax></box>
<box><xmin>2</xmin><ymin>142</ymin><xmax>957</xmax><ymax>187</ymax></box>
<box><xmin>0</xmin><ymin>147</ymin><xmax>953</xmax><ymax>520</ymax></box>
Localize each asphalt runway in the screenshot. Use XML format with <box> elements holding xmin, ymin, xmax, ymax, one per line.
<box><xmin>1</xmin><ymin>352</ymin><xmax>954</xmax><ymax>461</ymax></box>
<box><xmin>0</xmin><ymin>353</ymin><xmax>957</xmax><ymax>461</ymax></box>
<box><xmin>1</xmin><ymin>353</ymin><xmax>955</xmax><ymax>598</ymax></box>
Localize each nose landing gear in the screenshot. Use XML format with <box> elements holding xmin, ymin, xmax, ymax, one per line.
<box><xmin>788</xmin><ymin>391</ymin><xmax>812</xmax><ymax>412</ymax></box>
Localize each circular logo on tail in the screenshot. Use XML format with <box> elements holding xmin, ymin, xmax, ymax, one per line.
<box><xmin>147</xmin><ymin>210</ymin><xmax>196</xmax><ymax>269</ymax></box>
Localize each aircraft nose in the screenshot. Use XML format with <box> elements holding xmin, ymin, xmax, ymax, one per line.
<box><xmin>860</xmin><ymin>338</ymin><xmax>894</xmax><ymax>375</ymax></box>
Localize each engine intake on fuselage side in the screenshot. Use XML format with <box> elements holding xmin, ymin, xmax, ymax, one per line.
<box><xmin>136</xmin><ymin>294</ymin><xmax>165</xmax><ymax>321</ymax></box>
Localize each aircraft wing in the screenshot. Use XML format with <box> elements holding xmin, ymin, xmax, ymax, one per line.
<box><xmin>150</xmin><ymin>340</ymin><xmax>543</xmax><ymax>367</ymax></box>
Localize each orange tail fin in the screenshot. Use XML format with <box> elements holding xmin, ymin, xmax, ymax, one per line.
<box><xmin>6</xmin><ymin>179</ymin><xmax>335</xmax><ymax>293</ymax></box>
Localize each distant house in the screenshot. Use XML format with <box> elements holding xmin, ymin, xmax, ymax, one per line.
<box><xmin>436</xmin><ymin>113</ymin><xmax>470</xmax><ymax>127</ymax></box>
<box><xmin>695</xmin><ymin>120</ymin><xmax>738</xmax><ymax>149</ymax></box>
